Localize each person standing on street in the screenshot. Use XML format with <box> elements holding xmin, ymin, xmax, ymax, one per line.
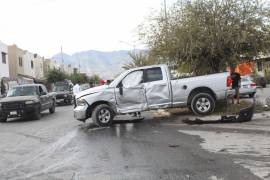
<box><xmin>230</xmin><ymin>68</ymin><xmax>241</xmax><ymax>104</ymax></box>
<box><xmin>73</xmin><ymin>83</ymin><xmax>81</xmax><ymax>107</ymax></box>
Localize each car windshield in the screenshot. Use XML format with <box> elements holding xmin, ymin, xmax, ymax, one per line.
<box><xmin>7</xmin><ymin>86</ymin><xmax>38</xmax><ymax>97</ymax></box>
<box><xmin>53</xmin><ymin>85</ymin><xmax>69</xmax><ymax>92</ymax></box>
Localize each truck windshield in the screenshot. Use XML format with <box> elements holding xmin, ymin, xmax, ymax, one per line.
<box><xmin>7</xmin><ymin>86</ymin><xmax>38</xmax><ymax>97</ymax></box>
<box><xmin>53</xmin><ymin>85</ymin><xmax>69</xmax><ymax>92</ymax></box>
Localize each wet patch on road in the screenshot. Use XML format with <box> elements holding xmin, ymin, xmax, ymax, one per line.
<box><xmin>178</xmin><ymin>130</ymin><xmax>270</xmax><ymax>180</ymax></box>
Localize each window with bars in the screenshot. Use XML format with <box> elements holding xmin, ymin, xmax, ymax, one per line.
<box><xmin>18</xmin><ymin>57</ymin><xmax>23</xmax><ymax>67</ymax></box>
<box><xmin>1</xmin><ymin>52</ymin><xmax>6</xmax><ymax>64</ymax></box>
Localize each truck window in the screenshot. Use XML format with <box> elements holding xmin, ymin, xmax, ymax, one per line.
<box><xmin>144</xmin><ymin>67</ymin><xmax>163</xmax><ymax>82</ymax></box>
<box><xmin>122</xmin><ymin>70</ymin><xmax>143</xmax><ymax>88</ymax></box>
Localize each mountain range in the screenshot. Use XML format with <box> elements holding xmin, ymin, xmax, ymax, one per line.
<box><xmin>52</xmin><ymin>50</ymin><xmax>134</xmax><ymax>79</ymax></box>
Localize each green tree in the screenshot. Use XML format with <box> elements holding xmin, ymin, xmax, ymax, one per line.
<box><xmin>141</xmin><ymin>0</ymin><xmax>270</xmax><ymax>75</ymax></box>
<box><xmin>46</xmin><ymin>69</ymin><xmax>67</xmax><ymax>83</ymax></box>
<box><xmin>122</xmin><ymin>51</ymin><xmax>155</xmax><ymax>70</ymax></box>
<box><xmin>69</xmin><ymin>73</ymin><xmax>89</xmax><ymax>84</ymax></box>
<box><xmin>89</xmin><ymin>74</ymin><xmax>101</xmax><ymax>85</ymax></box>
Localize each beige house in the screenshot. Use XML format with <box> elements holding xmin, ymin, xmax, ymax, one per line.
<box><xmin>8</xmin><ymin>44</ymin><xmax>26</xmax><ymax>79</ymax></box>
<box><xmin>43</xmin><ymin>58</ymin><xmax>57</xmax><ymax>75</ymax></box>
<box><xmin>63</xmin><ymin>64</ymin><xmax>73</xmax><ymax>75</ymax></box>
<box><xmin>34</xmin><ymin>54</ymin><xmax>44</xmax><ymax>80</ymax></box>
<box><xmin>8</xmin><ymin>45</ymin><xmax>35</xmax><ymax>84</ymax></box>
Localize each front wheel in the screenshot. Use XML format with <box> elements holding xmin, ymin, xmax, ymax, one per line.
<box><xmin>0</xmin><ymin>115</ymin><xmax>7</xmax><ymax>123</ymax></box>
<box><xmin>33</xmin><ymin>108</ymin><xmax>41</xmax><ymax>120</ymax></box>
<box><xmin>92</xmin><ymin>104</ymin><xmax>114</xmax><ymax>127</ymax></box>
<box><xmin>49</xmin><ymin>101</ymin><xmax>56</xmax><ymax>114</ymax></box>
<box><xmin>191</xmin><ymin>93</ymin><xmax>215</xmax><ymax>116</ymax></box>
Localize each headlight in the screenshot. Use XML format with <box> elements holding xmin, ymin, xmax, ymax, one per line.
<box><xmin>64</xmin><ymin>94</ymin><xmax>68</xmax><ymax>97</ymax></box>
<box><xmin>76</xmin><ymin>98</ymin><xmax>87</xmax><ymax>106</ymax></box>
<box><xmin>25</xmin><ymin>101</ymin><xmax>35</xmax><ymax>105</ymax></box>
<box><xmin>25</xmin><ymin>99</ymin><xmax>39</xmax><ymax>105</ymax></box>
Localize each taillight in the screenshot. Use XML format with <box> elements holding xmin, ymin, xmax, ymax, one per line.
<box><xmin>227</xmin><ymin>76</ymin><xmax>232</xmax><ymax>87</ymax></box>
<box><xmin>250</xmin><ymin>83</ymin><xmax>256</xmax><ymax>87</ymax></box>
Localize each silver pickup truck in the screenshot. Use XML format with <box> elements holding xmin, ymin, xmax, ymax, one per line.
<box><xmin>74</xmin><ymin>64</ymin><xmax>231</xmax><ymax>126</ymax></box>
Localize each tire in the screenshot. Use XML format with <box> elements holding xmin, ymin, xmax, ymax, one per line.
<box><xmin>33</xmin><ymin>108</ymin><xmax>41</xmax><ymax>120</ymax></box>
<box><xmin>191</xmin><ymin>93</ymin><xmax>215</xmax><ymax>116</ymax></box>
<box><xmin>92</xmin><ymin>104</ymin><xmax>114</xmax><ymax>127</ymax></box>
<box><xmin>0</xmin><ymin>115</ymin><xmax>7</xmax><ymax>123</ymax></box>
<box><xmin>249</xmin><ymin>93</ymin><xmax>255</xmax><ymax>98</ymax></box>
<box><xmin>49</xmin><ymin>100</ymin><xmax>56</xmax><ymax>114</ymax></box>
<box><xmin>188</xmin><ymin>105</ymin><xmax>192</xmax><ymax>112</ymax></box>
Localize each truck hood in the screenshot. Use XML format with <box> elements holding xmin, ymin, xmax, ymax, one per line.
<box><xmin>0</xmin><ymin>96</ymin><xmax>38</xmax><ymax>103</ymax></box>
<box><xmin>76</xmin><ymin>85</ymin><xmax>108</xmax><ymax>99</ymax></box>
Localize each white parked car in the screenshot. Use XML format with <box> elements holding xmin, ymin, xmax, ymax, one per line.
<box><xmin>240</xmin><ymin>76</ymin><xmax>256</xmax><ymax>98</ymax></box>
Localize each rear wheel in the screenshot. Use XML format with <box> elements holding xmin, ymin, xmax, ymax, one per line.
<box><xmin>191</xmin><ymin>93</ymin><xmax>215</xmax><ymax>116</ymax></box>
<box><xmin>92</xmin><ymin>104</ymin><xmax>114</xmax><ymax>127</ymax></box>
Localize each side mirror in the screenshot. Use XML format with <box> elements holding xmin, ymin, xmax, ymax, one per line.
<box><xmin>41</xmin><ymin>92</ymin><xmax>47</xmax><ymax>96</ymax></box>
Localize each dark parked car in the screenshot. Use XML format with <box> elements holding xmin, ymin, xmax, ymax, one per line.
<box><xmin>53</xmin><ymin>81</ymin><xmax>73</xmax><ymax>105</ymax></box>
<box><xmin>0</xmin><ymin>84</ymin><xmax>56</xmax><ymax>122</ymax></box>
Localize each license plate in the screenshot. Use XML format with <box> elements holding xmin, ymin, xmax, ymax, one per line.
<box><xmin>10</xmin><ymin>111</ymin><xmax>17</xmax><ymax>115</ymax></box>
<box><xmin>243</xmin><ymin>85</ymin><xmax>248</xmax><ymax>88</ymax></box>
<box><xmin>57</xmin><ymin>99</ymin><xmax>63</xmax><ymax>103</ymax></box>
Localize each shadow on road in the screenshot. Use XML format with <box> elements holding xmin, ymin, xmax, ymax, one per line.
<box><xmin>182</xmin><ymin>118</ymin><xmax>241</xmax><ymax>125</ymax></box>
<box><xmin>5</xmin><ymin>111</ymin><xmax>53</xmax><ymax>123</ymax></box>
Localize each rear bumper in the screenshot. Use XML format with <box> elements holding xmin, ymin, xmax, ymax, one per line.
<box><xmin>239</xmin><ymin>88</ymin><xmax>256</xmax><ymax>95</ymax></box>
<box><xmin>74</xmin><ymin>105</ymin><xmax>88</xmax><ymax>121</ymax></box>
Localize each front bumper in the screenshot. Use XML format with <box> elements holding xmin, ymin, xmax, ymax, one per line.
<box><xmin>56</xmin><ymin>96</ymin><xmax>73</xmax><ymax>104</ymax></box>
<box><xmin>74</xmin><ymin>105</ymin><xmax>88</xmax><ymax>121</ymax></box>
<box><xmin>1</xmin><ymin>104</ymin><xmax>39</xmax><ymax>118</ymax></box>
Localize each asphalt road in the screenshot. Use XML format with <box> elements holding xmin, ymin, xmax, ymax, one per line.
<box><xmin>0</xmin><ymin>105</ymin><xmax>266</xmax><ymax>180</ymax></box>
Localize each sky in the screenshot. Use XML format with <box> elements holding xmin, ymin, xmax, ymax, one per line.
<box><xmin>0</xmin><ymin>0</ymin><xmax>175</xmax><ymax>58</ymax></box>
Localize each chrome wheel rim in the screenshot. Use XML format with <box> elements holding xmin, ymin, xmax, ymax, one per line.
<box><xmin>196</xmin><ymin>97</ymin><xmax>211</xmax><ymax>113</ymax></box>
<box><xmin>98</xmin><ymin>108</ymin><xmax>111</xmax><ymax>123</ymax></box>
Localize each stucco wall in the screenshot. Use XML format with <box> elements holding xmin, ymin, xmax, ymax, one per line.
<box><xmin>0</xmin><ymin>41</ymin><xmax>9</xmax><ymax>78</ymax></box>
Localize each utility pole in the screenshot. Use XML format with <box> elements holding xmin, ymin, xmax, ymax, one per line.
<box><xmin>79</xmin><ymin>59</ymin><xmax>81</xmax><ymax>73</ymax></box>
<box><xmin>61</xmin><ymin>46</ymin><xmax>64</xmax><ymax>72</ymax></box>
<box><xmin>164</xmin><ymin>0</ymin><xmax>168</xmax><ymax>22</ymax></box>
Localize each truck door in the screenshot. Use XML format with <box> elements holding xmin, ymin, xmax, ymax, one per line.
<box><xmin>115</xmin><ymin>70</ymin><xmax>147</xmax><ymax>113</ymax></box>
<box><xmin>142</xmin><ymin>67</ymin><xmax>171</xmax><ymax>109</ymax></box>
<box><xmin>39</xmin><ymin>85</ymin><xmax>50</xmax><ymax>110</ymax></box>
